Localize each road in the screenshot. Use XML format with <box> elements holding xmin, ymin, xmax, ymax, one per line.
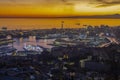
<box><xmin>99</xmin><ymin>37</ymin><xmax>119</xmax><ymax>47</ymax></box>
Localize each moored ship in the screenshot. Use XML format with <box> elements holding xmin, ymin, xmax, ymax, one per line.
<box><xmin>23</xmin><ymin>43</ymin><xmax>43</xmax><ymax>52</ymax></box>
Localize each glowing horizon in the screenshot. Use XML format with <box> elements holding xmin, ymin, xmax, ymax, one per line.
<box><xmin>0</xmin><ymin>0</ymin><xmax>120</xmax><ymax>17</ymax></box>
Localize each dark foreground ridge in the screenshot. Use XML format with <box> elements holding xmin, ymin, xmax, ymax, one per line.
<box><xmin>0</xmin><ymin>44</ymin><xmax>120</xmax><ymax>80</ymax></box>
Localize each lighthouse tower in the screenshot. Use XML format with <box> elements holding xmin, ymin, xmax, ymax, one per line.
<box><xmin>61</xmin><ymin>21</ymin><xmax>64</xmax><ymax>29</ymax></box>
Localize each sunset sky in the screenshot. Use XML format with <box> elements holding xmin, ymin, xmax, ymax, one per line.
<box><xmin>0</xmin><ymin>0</ymin><xmax>120</xmax><ymax>17</ymax></box>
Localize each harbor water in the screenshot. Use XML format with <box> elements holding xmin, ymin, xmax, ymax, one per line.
<box><xmin>13</xmin><ymin>36</ymin><xmax>55</xmax><ymax>51</ymax></box>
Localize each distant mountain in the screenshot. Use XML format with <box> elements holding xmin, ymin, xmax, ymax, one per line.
<box><xmin>0</xmin><ymin>14</ymin><xmax>120</xmax><ymax>18</ymax></box>
<box><xmin>68</xmin><ymin>14</ymin><xmax>120</xmax><ymax>19</ymax></box>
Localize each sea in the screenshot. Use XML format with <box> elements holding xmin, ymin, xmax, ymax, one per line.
<box><xmin>0</xmin><ymin>18</ymin><xmax>120</xmax><ymax>30</ymax></box>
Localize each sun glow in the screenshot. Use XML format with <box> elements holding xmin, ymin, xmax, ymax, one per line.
<box><xmin>74</xmin><ymin>3</ymin><xmax>120</xmax><ymax>15</ymax></box>
<box><xmin>0</xmin><ymin>0</ymin><xmax>120</xmax><ymax>17</ymax></box>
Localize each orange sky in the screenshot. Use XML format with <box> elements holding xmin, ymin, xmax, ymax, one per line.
<box><xmin>0</xmin><ymin>0</ymin><xmax>120</xmax><ymax>17</ymax></box>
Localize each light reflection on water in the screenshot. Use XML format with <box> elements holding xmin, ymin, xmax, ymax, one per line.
<box><xmin>13</xmin><ymin>36</ymin><xmax>55</xmax><ymax>51</ymax></box>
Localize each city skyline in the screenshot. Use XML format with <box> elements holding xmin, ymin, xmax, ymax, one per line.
<box><xmin>0</xmin><ymin>0</ymin><xmax>120</xmax><ymax>17</ymax></box>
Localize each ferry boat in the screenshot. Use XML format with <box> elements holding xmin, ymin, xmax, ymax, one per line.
<box><xmin>23</xmin><ymin>43</ymin><xmax>43</xmax><ymax>52</ymax></box>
